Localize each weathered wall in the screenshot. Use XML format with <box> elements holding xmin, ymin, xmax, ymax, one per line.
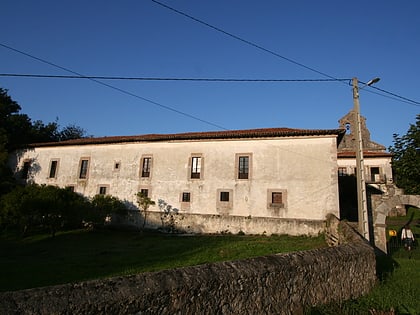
<box><xmin>11</xmin><ymin>135</ymin><xmax>340</xmax><ymax>226</ymax></box>
<box><xmin>0</xmin><ymin>220</ymin><xmax>376</xmax><ymax>315</ymax></box>
<box><xmin>126</xmin><ymin>211</ymin><xmax>325</xmax><ymax>236</ymax></box>
<box><xmin>337</xmin><ymin>156</ymin><xmax>393</xmax><ymax>184</ymax></box>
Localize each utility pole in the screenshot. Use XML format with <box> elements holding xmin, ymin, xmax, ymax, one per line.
<box><xmin>352</xmin><ymin>77</ymin><xmax>369</xmax><ymax>241</ymax></box>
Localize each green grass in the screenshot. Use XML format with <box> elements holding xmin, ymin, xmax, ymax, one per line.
<box><xmin>0</xmin><ymin>229</ymin><xmax>326</xmax><ymax>292</ymax></box>
<box><xmin>309</xmin><ymin>207</ymin><xmax>420</xmax><ymax>314</ymax></box>
<box><xmin>2</xmin><ymin>207</ymin><xmax>419</xmax><ymax>313</ymax></box>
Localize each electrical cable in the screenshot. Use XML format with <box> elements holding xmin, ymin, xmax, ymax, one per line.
<box><xmin>150</xmin><ymin>0</ymin><xmax>341</xmax><ymax>83</ymax></box>
<box><xmin>0</xmin><ymin>43</ymin><xmax>228</xmax><ymax>131</ymax></box>
<box><xmin>151</xmin><ymin>1</ymin><xmax>420</xmax><ymax>107</ymax></box>
<box><xmin>0</xmin><ymin>73</ymin><xmax>349</xmax><ymax>83</ymax></box>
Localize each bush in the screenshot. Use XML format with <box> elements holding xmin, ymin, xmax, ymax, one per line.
<box><xmin>90</xmin><ymin>194</ymin><xmax>128</xmax><ymax>225</ymax></box>
<box><xmin>0</xmin><ymin>184</ymin><xmax>90</xmax><ymax>236</ymax></box>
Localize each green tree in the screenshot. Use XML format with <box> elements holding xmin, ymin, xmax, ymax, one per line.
<box><xmin>389</xmin><ymin>114</ymin><xmax>420</xmax><ymax>194</ymax></box>
<box><xmin>58</xmin><ymin>124</ymin><xmax>88</xmax><ymax>141</ymax></box>
<box><xmin>0</xmin><ymin>87</ymin><xmax>87</xmax><ymax>196</ymax></box>
<box><xmin>0</xmin><ymin>184</ymin><xmax>91</xmax><ymax>236</ymax></box>
<box><xmin>90</xmin><ymin>194</ymin><xmax>128</xmax><ymax>226</ymax></box>
<box><xmin>136</xmin><ymin>192</ymin><xmax>155</xmax><ymax>229</ymax></box>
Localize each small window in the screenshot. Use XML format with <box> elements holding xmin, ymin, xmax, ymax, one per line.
<box><xmin>370</xmin><ymin>167</ymin><xmax>381</xmax><ymax>182</ymax></box>
<box><xmin>66</xmin><ymin>186</ymin><xmax>75</xmax><ymax>192</ymax></box>
<box><xmin>141</xmin><ymin>157</ymin><xmax>152</xmax><ymax>178</ymax></box>
<box><xmin>99</xmin><ymin>186</ymin><xmax>107</xmax><ymax>195</ymax></box>
<box><xmin>21</xmin><ymin>160</ymin><xmax>31</xmax><ymax>179</ymax></box>
<box><xmin>272</xmin><ymin>192</ymin><xmax>283</xmax><ymax>205</ymax></box>
<box><xmin>220</xmin><ymin>191</ymin><xmax>230</xmax><ymax>202</ymax></box>
<box><xmin>191</xmin><ymin>156</ymin><xmax>202</xmax><ymax>179</ymax></box>
<box><xmin>182</xmin><ymin>192</ymin><xmax>191</xmax><ymax>202</ymax></box>
<box><xmin>114</xmin><ymin>162</ymin><xmax>120</xmax><ymax>170</ymax></box>
<box><xmin>139</xmin><ymin>189</ymin><xmax>149</xmax><ymax>198</ymax></box>
<box><xmin>79</xmin><ymin>159</ymin><xmax>89</xmax><ymax>179</ymax></box>
<box><xmin>345</xmin><ymin>122</ymin><xmax>351</xmax><ymax>134</ymax></box>
<box><xmin>49</xmin><ymin>160</ymin><xmax>58</xmax><ymax>178</ymax></box>
<box><xmin>267</xmin><ymin>189</ymin><xmax>286</xmax><ymax>209</ymax></box>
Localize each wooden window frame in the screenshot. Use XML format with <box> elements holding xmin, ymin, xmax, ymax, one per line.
<box><xmin>267</xmin><ymin>189</ymin><xmax>287</xmax><ymax>209</ymax></box>
<box><xmin>181</xmin><ymin>192</ymin><xmax>191</xmax><ymax>203</ymax></box>
<box><xmin>98</xmin><ymin>185</ymin><xmax>109</xmax><ymax>195</ymax></box>
<box><xmin>140</xmin><ymin>155</ymin><xmax>153</xmax><ymax>178</ymax></box>
<box><xmin>78</xmin><ymin>157</ymin><xmax>90</xmax><ymax>179</ymax></box>
<box><xmin>189</xmin><ymin>154</ymin><xmax>203</xmax><ymax>180</ymax></box>
<box><xmin>235</xmin><ymin>153</ymin><xmax>252</xmax><ymax>180</ymax></box>
<box><xmin>48</xmin><ymin>159</ymin><xmax>59</xmax><ymax>179</ymax></box>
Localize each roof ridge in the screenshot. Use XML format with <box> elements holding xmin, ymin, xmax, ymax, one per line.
<box><xmin>29</xmin><ymin>127</ymin><xmax>346</xmax><ymax>147</ymax></box>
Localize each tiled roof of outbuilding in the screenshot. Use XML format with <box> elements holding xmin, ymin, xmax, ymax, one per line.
<box><xmin>30</xmin><ymin>127</ymin><xmax>346</xmax><ymax>147</ymax></box>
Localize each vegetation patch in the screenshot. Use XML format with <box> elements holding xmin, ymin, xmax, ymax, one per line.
<box><xmin>0</xmin><ymin>229</ymin><xmax>326</xmax><ymax>292</ymax></box>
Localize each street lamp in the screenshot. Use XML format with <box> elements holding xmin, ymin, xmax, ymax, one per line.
<box><xmin>352</xmin><ymin>77</ymin><xmax>380</xmax><ymax>241</ymax></box>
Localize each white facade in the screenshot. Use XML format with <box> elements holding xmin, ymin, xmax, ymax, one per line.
<box><xmin>11</xmin><ymin>128</ymin><xmax>344</xmax><ymax>234</ymax></box>
<box><xmin>337</xmin><ymin>153</ymin><xmax>393</xmax><ymax>185</ymax></box>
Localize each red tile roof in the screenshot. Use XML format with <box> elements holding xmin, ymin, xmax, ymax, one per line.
<box><xmin>30</xmin><ymin>127</ymin><xmax>346</xmax><ymax>147</ymax></box>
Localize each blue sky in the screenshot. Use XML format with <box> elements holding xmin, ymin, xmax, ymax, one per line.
<box><xmin>1</xmin><ymin>0</ymin><xmax>419</xmax><ymax>149</ymax></box>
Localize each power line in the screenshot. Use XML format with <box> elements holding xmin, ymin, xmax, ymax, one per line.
<box><xmin>151</xmin><ymin>0</ymin><xmax>420</xmax><ymax>108</ymax></box>
<box><xmin>0</xmin><ymin>73</ymin><xmax>348</xmax><ymax>83</ymax></box>
<box><xmin>368</xmin><ymin>85</ymin><xmax>420</xmax><ymax>107</ymax></box>
<box><xmin>0</xmin><ymin>42</ymin><xmax>228</xmax><ymax>131</ymax></box>
<box><xmin>150</xmin><ymin>0</ymin><xmax>341</xmax><ymax>83</ymax></box>
<box><xmin>2</xmin><ymin>71</ymin><xmax>419</xmax><ymax>107</ymax></box>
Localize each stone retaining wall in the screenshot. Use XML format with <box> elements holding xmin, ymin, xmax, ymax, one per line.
<box><xmin>0</xmin><ymin>218</ymin><xmax>376</xmax><ymax>314</ymax></box>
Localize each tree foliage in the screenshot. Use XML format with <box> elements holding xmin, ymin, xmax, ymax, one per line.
<box><xmin>90</xmin><ymin>194</ymin><xmax>128</xmax><ymax>225</ymax></box>
<box><xmin>0</xmin><ymin>184</ymin><xmax>129</xmax><ymax>236</ymax></box>
<box><xmin>136</xmin><ymin>192</ymin><xmax>155</xmax><ymax>229</ymax></box>
<box><xmin>0</xmin><ymin>87</ymin><xmax>88</xmax><ymax>196</ymax></box>
<box><xmin>389</xmin><ymin>114</ymin><xmax>420</xmax><ymax>194</ymax></box>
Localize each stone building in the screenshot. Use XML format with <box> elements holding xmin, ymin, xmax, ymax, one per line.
<box><xmin>10</xmin><ymin>127</ymin><xmax>345</xmax><ymax>235</ymax></box>
<box><xmin>337</xmin><ymin>110</ymin><xmax>393</xmax><ymax>187</ymax></box>
<box><xmin>336</xmin><ymin>110</ymin><xmax>395</xmax><ymax>220</ymax></box>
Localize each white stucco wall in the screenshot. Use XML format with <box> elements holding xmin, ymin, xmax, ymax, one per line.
<box><xmin>12</xmin><ymin>135</ymin><xmax>340</xmax><ymax>222</ymax></box>
<box><xmin>337</xmin><ymin>156</ymin><xmax>393</xmax><ymax>184</ymax></box>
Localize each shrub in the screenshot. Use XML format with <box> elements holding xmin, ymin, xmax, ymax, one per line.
<box><xmin>90</xmin><ymin>194</ymin><xmax>128</xmax><ymax>225</ymax></box>
<box><xmin>0</xmin><ymin>184</ymin><xmax>90</xmax><ymax>236</ymax></box>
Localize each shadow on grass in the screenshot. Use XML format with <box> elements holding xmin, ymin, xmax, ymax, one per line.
<box><xmin>375</xmin><ymin>253</ymin><xmax>399</xmax><ymax>282</ymax></box>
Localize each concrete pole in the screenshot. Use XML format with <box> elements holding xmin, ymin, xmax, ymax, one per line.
<box><xmin>352</xmin><ymin>77</ymin><xmax>370</xmax><ymax>241</ymax></box>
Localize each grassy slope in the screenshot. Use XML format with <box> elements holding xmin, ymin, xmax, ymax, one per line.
<box><xmin>0</xmin><ymin>230</ymin><xmax>326</xmax><ymax>292</ymax></box>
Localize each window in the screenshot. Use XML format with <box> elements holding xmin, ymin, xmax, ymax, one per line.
<box><xmin>272</xmin><ymin>192</ymin><xmax>283</xmax><ymax>205</ymax></box>
<box><xmin>238</xmin><ymin>156</ymin><xmax>249</xmax><ymax>179</ymax></box>
<box><xmin>49</xmin><ymin>160</ymin><xmax>58</xmax><ymax>178</ymax></box>
<box><xmin>190</xmin><ymin>156</ymin><xmax>202</xmax><ymax>179</ymax></box>
<box><xmin>220</xmin><ymin>191</ymin><xmax>230</xmax><ymax>202</ymax></box>
<box><xmin>216</xmin><ymin>189</ymin><xmax>233</xmax><ymax>214</ymax></box>
<box><xmin>21</xmin><ymin>160</ymin><xmax>31</xmax><ymax>179</ymax></box>
<box><xmin>345</xmin><ymin>122</ymin><xmax>351</xmax><ymax>134</ymax></box>
<box><xmin>66</xmin><ymin>186</ymin><xmax>75</xmax><ymax>192</ymax></box>
<box><xmin>370</xmin><ymin>167</ymin><xmax>381</xmax><ymax>182</ymax></box>
<box><xmin>139</xmin><ymin>189</ymin><xmax>149</xmax><ymax>198</ymax></box>
<box><xmin>141</xmin><ymin>156</ymin><xmax>152</xmax><ymax>178</ymax></box>
<box><xmin>267</xmin><ymin>189</ymin><xmax>287</xmax><ymax>209</ymax></box>
<box><xmin>182</xmin><ymin>192</ymin><xmax>191</xmax><ymax>202</ymax></box>
<box><xmin>338</xmin><ymin>167</ymin><xmax>347</xmax><ymax>176</ymax></box>
<box><xmin>99</xmin><ymin>186</ymin><xmax>107</xmax><ymax>195</ymax></box>
<box><xmin>114</xmin><ymin>161</ymin><xmax>120</xmax><ymax>170</ymax></box>
<box><xmin>79</xmin><ymin>158</ymin><xmax>90</xmax><ymax>179</ymax></box>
